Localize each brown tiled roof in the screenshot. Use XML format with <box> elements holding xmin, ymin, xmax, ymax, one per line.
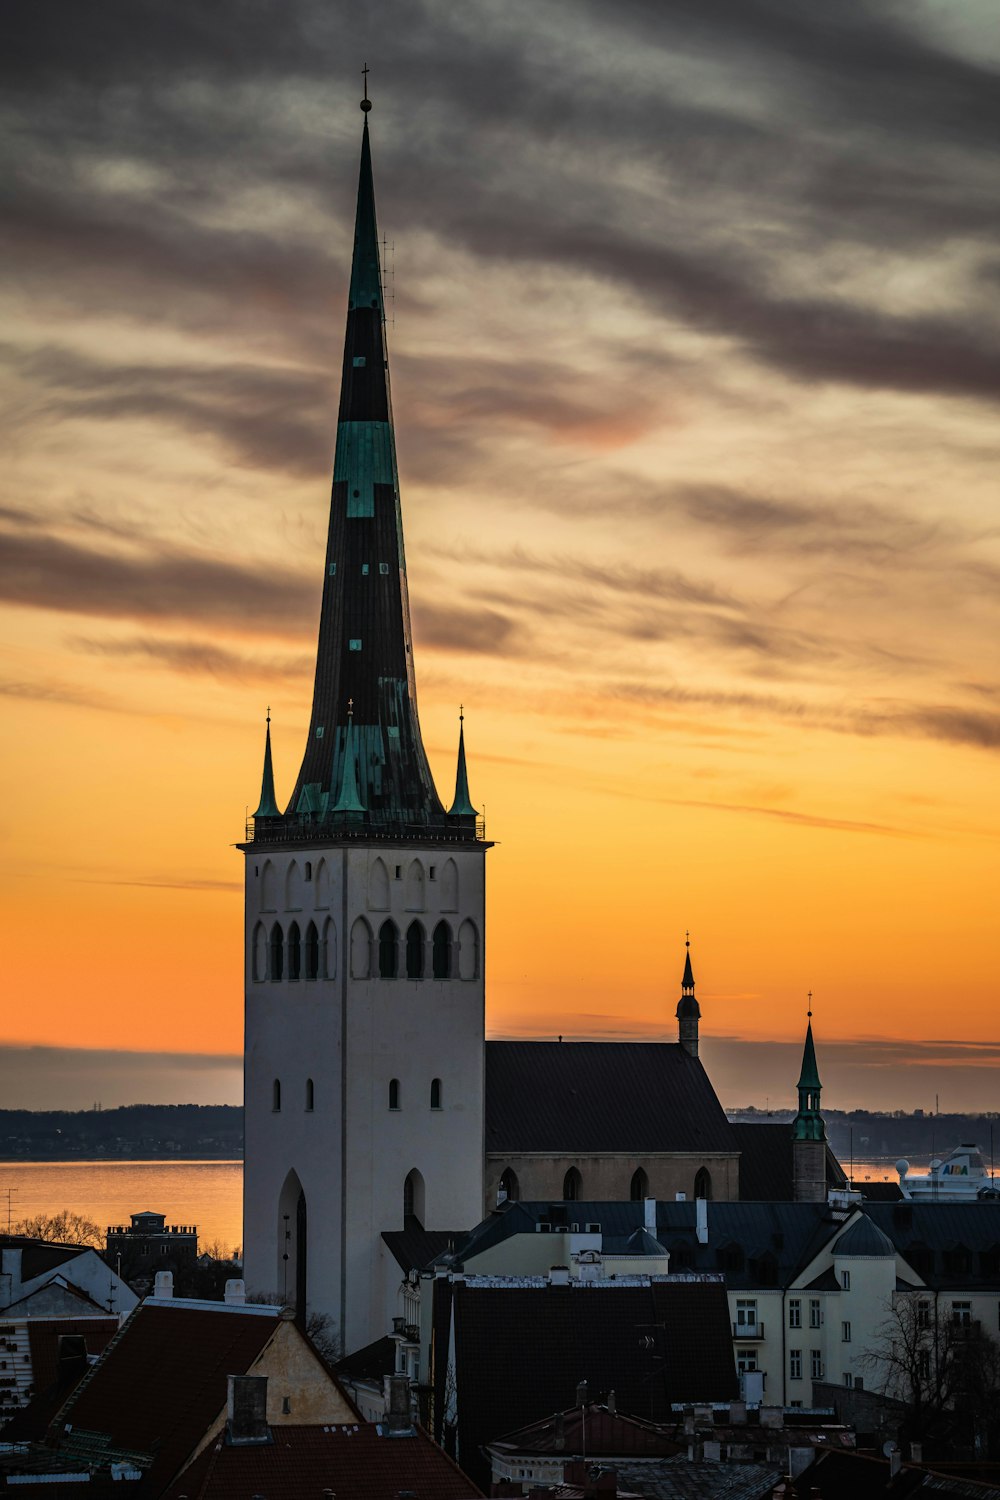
<box><xmin>164</xmin><ymin>1422</ymin><xmax>483</xmax><ymax>1499</ymax></box>
<box><xmin>46</xmin><ymin>1301</ymin><xmax>281</xmax><ymax>1491</ymax></box>
<box><xmin>334</xmin><ymin>1333</ymin><xmax>396</xmax><ymax>1384</ymax></box>
<box><xmin>485</xmin><ymin>1042</ymin><xmax>736</xmax><ymax>1154</ymax></box>
<box><xmin>490</xmin><ymin>1402</ymin><xmax>682</xmax><ymax>1458</ymax></box>
<box><xmin>448</xmin><ymin>1278</ymin><xmax>736</xmax><ymax>1491</ymax></box>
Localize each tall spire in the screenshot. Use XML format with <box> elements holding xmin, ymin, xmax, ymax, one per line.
<box><xmin>448</xmin><ymin>708</ymin><xmax>477</xmax><ymax>818</ymax></box>
<box><xmin>253</xmin><ymin>710</ymin><xmax>280</xmax><ymax>820</ymax></box>
<box><xmin>793</xmin><ymin>997</ymin><xmax>825</xmax><ymax>1142</ymax></box>
<box><xmin>285</xmin><ymin>90</ymin><xmax>445</xmax><ymax>833</ymax></box>
<box><xmin>676</xmin><ymin>933</ymin><xmax>701</xmax><ymax>1058</ymax></box>
<box><xmin>332</xmin><ymin>702</ymin><xmax>366</xmax><ymax>817</ymax></box>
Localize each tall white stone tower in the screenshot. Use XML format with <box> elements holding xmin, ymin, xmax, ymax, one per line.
<box><xmin>241</xmin><ymin>93</ymin><xmax>488</xmax><ymax>1354</ymax></box>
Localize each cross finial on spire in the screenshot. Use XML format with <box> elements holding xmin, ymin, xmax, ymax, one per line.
<box><xmin>347</xmin><ymin>696</ymin><xmax>354</xmax><ymax>717</ymax></box>
<box><xmin>686</xmin><ymin>929</ymin><xmax>690</xmax><ymax>949</ymax></box>
<box><xmin>361</xmin><ymin>63</ymin><xmax>372</xmax><ymax>113</ymax></box>
<box><xmin>459</xmin><ymin>702</ymin><xmax>464</xmax><ymax>723</ymax></box>
<box><xmin>266</xmin><ymin>705</ymin><xmax>271</xmax><ymax>725</ymax></box>
<box><xmin>807</xmin><ymin>990</ymin><xmax>813</xmax><ymax>1018</ymax></box>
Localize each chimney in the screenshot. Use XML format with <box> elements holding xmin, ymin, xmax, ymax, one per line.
<box><xmin>675</xmin><ymin>1192</ymin><xmax>686</xmax><ymax>1202</ymax></box>
<box><xmin>909</xmin><ymin>1441</ymin><xmax>923</xmax><ymax>1463</ymax></box>
<box><xmin>153</xmin><ymin>1270</ymin><xmax>173</xmax><ymax>1299</ymax></box>
<box><xmin>607</xmin><ymin>1390</ymin><xmax>616</xmax><ymax>1416</ymax></box>
<box><xmin>889</xmin><ymin>1449</ymin><xmax>902</xmax><ymax>1478</ymax></box>
<box><xmin>549</xmin><ymin>1266</ymin><xmax>571</xmax><ymax>1286</ymax></box>
<box><xmin>226</xmin><ymin>1374</ymin><xmax>271</xmax><ymax>1445</ymax></box>
<box><xmin>554</xmin><ymin>1411</ymin><xmax>566</xmax><ymax>1450</ymax></box>
<box><xmin>224</xmin><ymin>1278</ymin><xmax>246</xmax><ymax>1305</ymax></box>
<box><xmin>385</xmin><ymin>1373</ymin><xmax>415</xmax><ymax>1438</ymax></box>
<box><xmin>696</xmin><ymin>1198</ymin><xmax>708</xmax><ymax>1245</ymax></box>
<box><xmin>643</xmin><ymin>1197</ymin><xmax>656</xmax><ymax>1232</ymax></box>
<box><xmin>56</xmin><ymin>1334</ymin><xmax>88</xmax><ymax>1388</ymax></box>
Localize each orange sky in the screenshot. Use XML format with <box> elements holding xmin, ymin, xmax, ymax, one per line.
<box><xmin>2</xmin><ymin>4</ymin><xmax>999</xmax><ymax>1111</ymax></box>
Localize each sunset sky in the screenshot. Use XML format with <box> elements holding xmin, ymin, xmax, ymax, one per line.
<box><xmin>2</xmin><ymin>0</ymin><xmax>999</xmax><ymax>1113</ymax></box>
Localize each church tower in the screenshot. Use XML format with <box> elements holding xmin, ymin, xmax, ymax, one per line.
<box><xmin>676</xmin><ymin>938</ymin><xmax>700</xmax><ymax>1058</ymax></box>
<box><xmin>241</xmin><ymin>92</ymin><xmax>489</xmax><ymax>1352</ymax></box>
<box><xmin>791</xmin><ymin>1006</ymin><xmax>826</xmax><ymax>1202</ymax></box>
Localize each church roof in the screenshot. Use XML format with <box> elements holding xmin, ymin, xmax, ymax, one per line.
<box><xmin>731</xmin><ymin>1122</ymin><xmax>847</xmax><ymax>1200</ymax></box>
<box><xmin>484</xmin><ymin>1041</ymin><xmax>736</xmax><ymax>1155</ymax></box>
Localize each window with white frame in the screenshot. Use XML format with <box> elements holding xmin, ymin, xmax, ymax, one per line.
<box><xmin>735</xmin><ymin>1298</ymin><xmax>758</xmax><ymax>1332</ymax></box>
<box><xmin>736</xmin><ymin>1348</ymin><xmax>758</xmax><ymax>1374</ymax></box>
<box><xmin>917</xmin><ymin>1300</ymin><xmax>930</xmax><ymax>1329</ymax></box>
<box><xmin>809</xmin><ymin>1298</ymin><xmax>822</xmax><ymax>1328</ymax></box>
<box><xmin>843</xmin><ymin>1372</ymin><xmax>853</xmax><ymax>1387</ymax></box>
<box><xmin>842</xmin><ymin>1320</ymin><xmax>851</xmax><ymax>1342</ymax></box>
<box><xmin>952</xmin><ymin>1301</ymin><xmax>972</xmax><ymax>1325</ymax></box>
<box><xmin>810</xmin><ymin>1349</ymin><xmax>823</xmax><ymax>1380</ymax></box>
<box><xmin>789</xmin><ymin>1349</ymin><xmax>802</xmax><ymax>1380</ymax></box>
<box><xmin>841</xmin><ymin>1270</ymin><xmax>851</xmax><ymax>1290</ymax></box>
<box><xmin>788</xmin><ymin>1299</ymin><xmax>801</xmax><ymax>1329</ymax></box>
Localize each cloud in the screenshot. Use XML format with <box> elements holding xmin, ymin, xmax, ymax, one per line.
<box><xmin>0</xmin><ymin>525</ymin><xmax>317</xmax><ymax>636</ymax></box>
<box><xmin>411</xmin><ymin>601</ymin><xmax>523</xmax><ymax>657</ymax></box>
<box><xmin>72</xmin><ymin>633</ymin><xmax>313</xmax><ymax>682</ymax></box>
<box><xmin>0</xmin><ymin>1042</ymin><xmax>241</xmax><ymax>1110</ymax></box>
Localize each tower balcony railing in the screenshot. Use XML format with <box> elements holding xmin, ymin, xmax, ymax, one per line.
<box><xmin>243</xmin><ymin>815</ymin><xmax>488</xmax><ymax>846</ymax></box>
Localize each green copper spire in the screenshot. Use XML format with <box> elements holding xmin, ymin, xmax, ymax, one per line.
<box><xmin>332</xmin><ymin>708</ymin><xmax>366</xmax><ymax>816</ymax></box>
<box><xmin>792</xmin><ymin>1000</ymin><xmax>825</xmax><ymax>1142</ymax></box>
<box><xmin>348</xmin><ymin>117</ymin><xmax>384</xmax><ymax>318</ymax></box>
<box><xmin>253</xmin><ymin>710</ymin><xmax>280</xmax><ymax>820</ymax></box>
<box><xmin>448</xmin><ymin>709</ymin><xmax>477</xmax><ymax>818</ymax></box>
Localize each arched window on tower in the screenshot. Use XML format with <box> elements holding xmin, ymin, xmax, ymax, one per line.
<box><xmin>630</xmin><ymin>1167</ymin><xmax>649</xmax><ymax>1202</ymax></box>
<box><xmin>432</xmin><ymin>921</ymin><xmax>452</xmax><ymax>979</ymax></box>
<box><xmin>694</xmin><ymin>1167</ymin><xmax>713</xmax><ymax>1201</ymax></box>
<box><xmin>403</xmin><ymin>1168</ymin><xmax>425</xmax><ymax>1227</ymax></box>
<box><xmin>304</xmin><ymin>921</ymin><xmax>319</xmax><ymax>980</ymax></box>
<box><xmin>252</xmin><ymin>922</ymin><xmax>266</xmax><ymax>983</ymax></box>
<box><xmin>272</xmin><ymin>1079</ymin><xmax>281</xmax><ymax>1112</ymax></box>
<box><xmin>378</xmin><ymin>920</ymin><xmax>399</xmax><ymax>979</ymax></box>
<box><xmin>287</xmin><ymin>921</ymin><xmax>301</xmax><ymax>981</ymax></box>
<box><xmin>322</xmin><ymin>917</ymin><xmax>336</xmax><ymax>979</ymax></box>
<box><xmin>430</xmin><ymin>1078</ymin><xmax>442</xmax><ymax>1110</ymax></box>
<box><xmin>406</xmin><ymin>921</ymin><xmax>425</xmax><ymax>979</ymax></box>
<box><xmin>269</xmin><ymin>924</ymin><xmax>284</xmax><ymax>982</ymax></box>
<box><xmin>458</xmin><ymin>919</ymin><xmax>479</xmax><ymax>981</ymax></box>
<box><xmin>305</xmin><ymin>1078</ymin><xmax>314</xmax><ymax>1112</ymax></box>
<box><xmin>388</xmin><ymin>1078</ymin><xmax>400</xmax><ymax>1111</ymax></box>
<box><xmin>563</xmin><ymin>1167</ymin><xmax>582</xmax><ymax>1202</ymax></box>
<box><xmin>499</xmin><ymin>1167</ymin><xmax>519</xmax><ymax>1203</ymax></box>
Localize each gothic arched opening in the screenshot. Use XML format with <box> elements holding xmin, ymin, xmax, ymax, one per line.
<box><xmin>378</xmin><ymin>920</ymin><xmax>399</xmax><ymax>979</ymax></box>
<box><xmin>432</xmin><ymin>921</ymin><xmax>452</xmax><ymax>979</ymax></box>
<box><xmin>499</xmin><ymin>1167</ymin><xmax>519</xmax><ymax>1203</ymax></box>
<box><xmin>403</xmin><ymin>1168</ymin><xmax>425</xmax><ymax>1228</ymax></box>
<box><xmin>630</xmin><ymin>1167</ymin><xmax>649</xmax><ymax>1202</ymax></box>
<box><xmin>694</xmin><ymin>1167</ymin><xmax>713</xmax><ymax>1201</ymax></box>
<box><xmin>406</xmin><ymin>921</ymin><xmax>425</xmax><ymax>979</ymax></box>
<box><xmin>269</xmin><ymin>923</ymin><xmax>284</xmax><ymax>982</ymax></box>
<box><xmin>287</xmin><ymin>921</ymin><xmax>301</xmax><ymax>981</ymax></box>
<box><xmin>563</xmin><ymin>1167</ymin><xmax>582</xmax><ymax>1201</ymax></box>
<box><xmin>430</xmin><ymin>1078</ymin><xmax>442</xmax><ymax>1110</ymax></box>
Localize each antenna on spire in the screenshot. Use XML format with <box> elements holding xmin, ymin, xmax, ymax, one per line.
<box><xmin>807</xmin><ymin>990</ymin><xmax>813</xmax><ymax>1018</ymax></box>
<box><xmin>361</xmin><ymin>63</ymin><xmax>372</xmax><ymax>113</ymax></box>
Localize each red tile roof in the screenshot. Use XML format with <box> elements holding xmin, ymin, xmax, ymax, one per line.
<box><xmin>47</xmin><ymin>1301</ymin><xmax>281</xmax><ymax>1490</ymax></box>
<box><xmin>27</xmin><ymin>1315</ymin><xmax>118</xmax><ymax>1393</ymax></box>
<box><xmin>164</xmin><ymin>1422</ymin><xmax>483</xmax><ymax>1499</ymax></box>
<box><xmin>489</xmin><ymin>1402</ymin><xmax>682</xmax><ymax>1459</ymax></box>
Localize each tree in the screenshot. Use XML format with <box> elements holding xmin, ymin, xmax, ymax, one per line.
<box><xmin>862</xmin><ymin>1295</ymin><xmax>1000</xmax><ymax>1456</ymax></box>
<box><xmin>12</xmin><ymin>1211</ymin><xmax>104</xmax><ymax>1248</ymax></box>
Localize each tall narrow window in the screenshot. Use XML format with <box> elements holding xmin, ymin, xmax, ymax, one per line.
<box><xmin>272</xmin><ymin>1079</ymin><xmax>281</xmax><ymax>1112</ymax></box>
<box><xmin>630</xmin><ymin>1168</ymin><xmax>649</xmax><ymax>1202</ymax></box>
<box><xmin>305</xmin><ymin>921</ymin><xmax>319</xmax><ymax>980</ymax></box>
<box><xmin>269</xmin><ymin>924</ymin><xmax>284</xmax><ymax>982</ymax></box>
<box><xmin>379</xmin><ymin>920</ymin><xmax>398</xmax><ymax>979</ymax></box>
<box><xmin>430</xmin><ymin>1078</ymin><xmax>442</xmax><ymax>1110</ymax></box>
<box><xmin>432</xmin><ymin>921</ymin><xmax>452</xmax><ymax>979</ymax></box>
<box><xmin>406</xmin><ymin>921</ymin><xmax>425</xmax><ymax>979</ymax></box>
<box><xmin>563</xmin><ymin>1167</ymin><xmax>582</xmax><ymax>1201</ymax></box>
<box><xmin>499</xmin><ymin>1168</ymin><xmax>519</xmax><ymax>1203</ymax></box>
<box><xmin>252</xmin><ymin>922</ymin><xmax>266</xmax><ymax>982</ymax></box>
<box><xmin>694</xmin><ymin>1167</ymin><xmax>712</xmax><ymax>1201</ymax></box>
<box><xmin>287</xmin><ymin>921</ymin><xmax>301</xmax><ymax>981</ymax></box>
<box><xmin>305</xmin><ymin>1078</ymin><xmax>314</xmax><ymax>1112</ymax></box>
<box><xmin>388</xmin><ymin>1078</ymin><xmax>400</xmax><ymax>1111</ymax></box>
<box><xmin>403</xmin><ymin>1169</ymin><xmax>425</xmax><ymax>1226</ymax></box>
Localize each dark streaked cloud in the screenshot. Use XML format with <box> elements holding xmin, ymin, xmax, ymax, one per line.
<box><xmin>72</xmin><ymin>633</ymin><xmax>312</xmax><ymax>682</ymax></box>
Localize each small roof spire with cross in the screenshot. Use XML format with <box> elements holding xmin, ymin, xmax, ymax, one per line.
<box><xmin>361</xmin><ymin>62</ymin><xmax>372</xmax><ymax>113</ymax></box>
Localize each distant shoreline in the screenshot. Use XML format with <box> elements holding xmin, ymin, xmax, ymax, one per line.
<box><xmin>0</xmin><ymin>1155</ymin><xmax>243</xmax><ymax>1165</ymax></box>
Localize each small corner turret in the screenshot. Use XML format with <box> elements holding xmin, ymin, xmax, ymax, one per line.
<box><xmin>448</xmin><ymin>707</ymin><xmax>478</xmax><ymax>822</ymax></box>
<box><xmin>676</xmin><ymin>935</ymin><xmax>700</xmax><ymax>1058</ymax></box>
<box><xmin>252</xmin><ymin>710</ymin><xmax>281</xmax><ymax>821</ymax></box>
<box><xmin>792</xmin><ymin>996</ymin><xmax>827</xmax><ymax>1202</ymax></box>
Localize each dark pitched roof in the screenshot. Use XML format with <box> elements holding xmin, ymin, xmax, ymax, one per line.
<box><xmin>614</xmin><ymin>1459</ymin><xmax>780</xmax><ymax>1500</ymax></box>
<box><xmin>334</xmin><ymin>1333</ymin><xmax>396</xmax><ymax>1384</ymax></box>
<box><xmin>856</xmin><ymin>1179</ymin><xmax>905</xmax><ymax>1201</ymax></box>
<box><xmin>448</xmin><ymin>1278</ymin><xmax>736</xmax><ymax>1490</ymax></box>
<box><xmin>164</xmin><ymin>1422</ymin><xmax>483</xmax><ymax>1499</ymax></box>
<box><xmin>865</xmin><ymin>1202</ymin><xmax>1000</xmax><ymax>1289</ymax></box>
<box><xmin>382</xmin><ymin>1225</ymin><xmax>463</xmax><ymax>1273</ymax></box>
<box><xmin>45</xmin><ymin>1301</ymin><xmax>281</xmax><ymax>1491</ymax></box>
<box><xmin>0</xmin><ymin>1235</ymin><xmax>88</xmax><ymax>1282</ymax></box>
<box><xmin>731</xmin><ymin>1122</ymin><xmax>847</xmax><ymax>1200</ymax></box>
<box><xmin>485</xmin><ymin>1042</ymin><xmax>736</xmax><ymax>1154</ymax></box>
<box><xmin>489</xmin><ymin>1402</ymin><xmax>682</xmax><ymax>1459</ymax></box>
<box><xmin>834</xmin><ymin>1217</ymin><xmax>895</xmax><ymax>1257</ymax></box>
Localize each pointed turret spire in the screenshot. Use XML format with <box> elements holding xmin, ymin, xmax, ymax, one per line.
<box><xmin>283</xmin><ymin>92</ymin><xmax>445</xmax><ymax>833</ymax></box>
<box><xmin>253</xmin><ymin>710</ymin><xmax>280</xmax><ymax>820</ymax></box>
<box><xmin>448</xmin><ymin>707</ymin><xmax>478</xmax><ymax>818</ymax></box>
<box><xmin>792</xmin><ymin>995</ymin><xmax>827</xmax><ymax>1202</ymax></box>
<box><xmin>676</xmin><ymin>933</ymin><xmax>701</xmax><ymax>1058</ymax></box>
<box><xmin>332</xmin><ymin>701</ymin><xmax>366</xmax><ymax>816</ymax></box>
